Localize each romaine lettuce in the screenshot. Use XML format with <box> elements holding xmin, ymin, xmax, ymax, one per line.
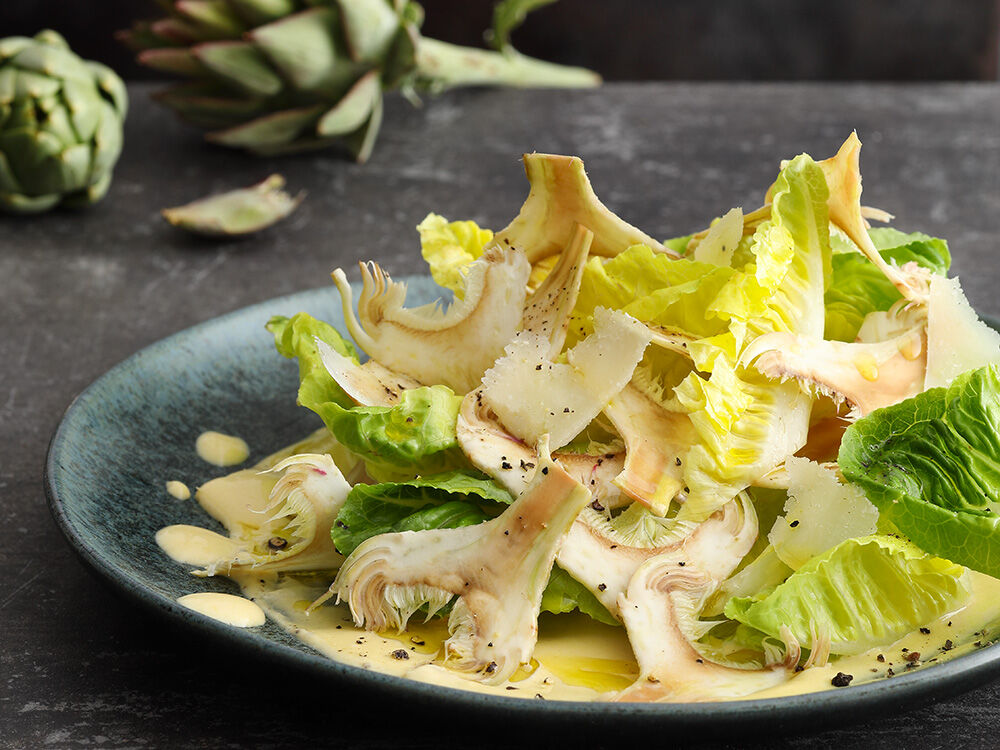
<box><xmin>316</xmin><ymin>385</ymin><xmax>465</xmax><ymax>480</ymax></box>
<box><xmin>267</xmin><ymin>313</ymin><xmax>358</xmax><ymax>410</ymax></box>
<box><xmin>417</xmin><ymin>213</ymin><xmax>494</xmax><ymax>296</ymax></box>
<box><xmin>572</xmin><ymin>244</ymin><xmax>735</xmax><ymax>341</ymax></box>
<box><xmin>824</xmin><ymin>229</ymin><xmax>950</xmax><ymax>341</ymax></box>
<box><xmin>839</xmin><ymin>364</ymin><xmax>1000</xmax><ymax>576</ymax></box>
<box><xmin>330</xmin><ymin>470</ymin><xmax>510</xmax><ymax>557</ymax></box>
<box><xmin>725</xmin><ymin>535</ymin><xmax>969</xmax><ymax>655</ymax></box>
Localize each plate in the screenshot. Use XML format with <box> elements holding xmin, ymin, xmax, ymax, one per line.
<box><xmin>44</xmin><ymin>280</ymin><xmax>1000</xmax><ymax>733</ymax></box>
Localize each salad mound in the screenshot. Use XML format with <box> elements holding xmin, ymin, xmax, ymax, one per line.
<box><xmin>235</xmin><ymin>136</ymin><xmax>1000</xmax><ymax>701</ymax></box>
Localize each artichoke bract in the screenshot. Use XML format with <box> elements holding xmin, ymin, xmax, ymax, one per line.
<box><xmin>120</xmin><ymin>0</ymin><xmax>599</xmax><ymax>161</ymax></box>
<box><xmin>0</xmin><ymin>30</ymin><xmax>127</xmax><ymax>213</ymax></box>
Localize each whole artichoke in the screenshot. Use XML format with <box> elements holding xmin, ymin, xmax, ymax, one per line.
<box><xmin>121</xmin><ymin>0</ymin><xmax>598</xmax><ymax>162</ymax></box>
<box><xmin>0</xmin><ymin>30</ymin><xmax>128</xmax><ymax>213</ymax></box>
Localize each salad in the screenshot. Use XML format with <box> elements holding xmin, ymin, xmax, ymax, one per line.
<box><xmin>178</xmin><ymin>134</ymin><xmax>1000</xmax><ymax>702</ymax></box>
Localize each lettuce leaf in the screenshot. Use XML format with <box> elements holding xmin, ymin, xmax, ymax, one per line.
<box><xmin>417</xmin><ymin>213</ymin><xmax>494</xmax><ymax>296</ymax></box>
<box><xmin>724</xmin><ymin>535</ymin><xmax>969</xmax><ymax>655</ymax></box>
<box><xmin>572</xmin><ymin>244</ymin><xmax>735</xmax><ymax>340</ymax></box>
<box><xmin>316</xmin><ymin>385</ymin><xmax>465</xmax><ymax>480</ymax></box>
<box><xmin>824</xmin><ymin>228</ymin><xmax>951</xmax><ymax>341</ymax></box>
<box><xmin>330</xmin><ymin>470</ymin><xmax>510</xmax><ymax>556</ymax></box>
<box><xmin>839</xmin><ymin>364</ymin><xmax>1000</xmax><ymax>576</ymax></box>
<box><xmin>267</xmin><ymin>313</ymin><xmax>357</xmax><ymax>410</ymax></box>
<box><xmin>541</xmin><ymin>565</ymin><xmax>619</xmax><ymax>626</ymax></box>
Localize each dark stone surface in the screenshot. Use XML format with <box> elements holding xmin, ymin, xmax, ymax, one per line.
<box><xmin>1</xmin><ymin>82</ymin><xmax>998</xmax><ymax>749</ymax></box>
<box><xmin>6</xmin><ymin>0</ymin><xmax>1000</xmax><ymax>81</ymax></box>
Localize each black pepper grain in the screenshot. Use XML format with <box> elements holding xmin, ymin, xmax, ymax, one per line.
<box><xmin>831</xmin><ymin>672</ymin><xmax>853</xmax><ymax>687</ymax></box>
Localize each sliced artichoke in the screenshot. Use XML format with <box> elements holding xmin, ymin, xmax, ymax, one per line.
<box><xmin>492</xmin><ymin>153</ymin><xmax>673</xmax><ymax>263</ymax></box>
<box><xmin>603</xmin><ymin>376</ymin><xmax>695</xmax><ymax>516</ymax></box>
<box><xmin>321</xmin><ymin>445</ymin><xmax>591</xmax><ymax>683</ymax></box>
<box><xmin>316</xmin><ymin>337</ymin><xmax>422</xmax><ymax>407</ymax></box>
<box><xmin>613</xmin><ymin>495</ymin><xmax>799</xmax><ymax>702</ymax></box>
<box><xmin>556</xmin><ymin>503</ymin><xmax>706</xmax><ymax>619</ymax></box>
<box><xmin>481</xmin><ymin>307</ymin><xmax>651</xmax><ymax>449</ymax></box>
<box><xmin>456</xmin><ymin>385</ymin><xmax>628</xmax><ymax>511</ymax></box>
<box><xmin>198</xmin><ymin>453</ymin><xmax>351</xmax><ymax>575</ymax></box>
<box><xmin>741</xmin><ymin>325</ymin><xmax>927</xmax><ymax>417</ymax></box>
<box><xmin>332</xmin><ymin>244</ymin><xmax>531</xmax><ymax>393</ymax></box>
<box><xmin>162</xmin><ymin>174</ymin><xmax>304</xmax><ymax>236</ymax></box>
<box><xmin>520</xmin><ymin>223</ymin><xmax>592</xmax><ymax>356</ymax></box>
<box><xmin>811</xmin><ymin>133</ymin><xmax>927</xmax><ymax>303</ymax></box>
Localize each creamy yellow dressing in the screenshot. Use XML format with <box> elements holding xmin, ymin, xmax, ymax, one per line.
<box><xmin>195</xmin><ymin>431</ymin><xmax>250</xmax><ymax>467</ymax></box>
<box><xmin>165</xmin><ymin>480</ymin><xmax>191</xmax><ymax>500</ymax></box>
<box><xmin>156</xmin><ymin>435</ymin><xmax>1000</xmax><ymax>702</ymax></box>
<box><xmin>177</xmin><ymin>592</ymin><xmax>266</xmax><ymax>627</ymax></box>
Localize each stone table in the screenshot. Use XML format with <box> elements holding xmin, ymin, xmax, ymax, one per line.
<box><xmin>2</xmin><ymin>83</ymin><xmax>998</xmax><ymax>749</ymax></box>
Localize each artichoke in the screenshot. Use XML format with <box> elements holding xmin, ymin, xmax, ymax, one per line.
<box><xmin>0</xmin><ymin>30</ymin><xmax>128</xmax><ymax>213</ymax></box>
<box><xmin>121</xmin><ymin>0</ymin><xmax>599</xmax><ymax>161</ymax></box>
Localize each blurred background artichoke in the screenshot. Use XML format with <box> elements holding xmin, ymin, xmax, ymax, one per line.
<box><xmin>120</xmin><ymin>0</ymin><xmax>599</xmax><ymax>161</ymax></box>
<box><xmin>0</xmin><ymin>29</ymin><xmax>128</xmax><ymax>213</ymax></box>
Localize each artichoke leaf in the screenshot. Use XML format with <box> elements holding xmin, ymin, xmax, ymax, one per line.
<box><xmin>162</xmin><ymin>173</ymin><xmax>304</xmax><ymax>236</ymax></box>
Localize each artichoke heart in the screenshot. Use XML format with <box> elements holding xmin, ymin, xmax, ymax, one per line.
<box><xmin>320</xmin><ymin>445</ymin><xmax>592</xmax><ymax>683</ymax></box>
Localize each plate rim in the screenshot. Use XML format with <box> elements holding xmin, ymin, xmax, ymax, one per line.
<box><xmin>42</xmin><ymin>283</ymin><xmax>1000</xmax><ymax>731</ymax></box>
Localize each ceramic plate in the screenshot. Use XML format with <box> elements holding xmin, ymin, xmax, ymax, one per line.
<box><xmin>44</xmin><ymin>280</ymin><xmax>1000</xmax><ymax>733</ymax></box>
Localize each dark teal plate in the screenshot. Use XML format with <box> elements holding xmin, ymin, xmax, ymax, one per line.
<box><xmin>44</xmin><ymin>282</ymin><xmax>1000</xmax><ymax>733</ymax></box>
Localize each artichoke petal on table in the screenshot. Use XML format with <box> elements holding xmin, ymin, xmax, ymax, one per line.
<box><xmin>0</xmin><ymin>30</ymin><xmax>128</xmax><ymax>213</ymax></box>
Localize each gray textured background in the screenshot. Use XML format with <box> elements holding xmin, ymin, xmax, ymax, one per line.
<box><xmin>2</xmin><ymin>83</ymin><xmax>999</xmax><ymax>748</ymax></box>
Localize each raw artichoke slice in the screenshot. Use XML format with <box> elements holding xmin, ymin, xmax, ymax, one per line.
<box><xmin>198</xmin><ymin>452</ymin><xmax>351</xmax><ymax>575</ymax></box>
<box><xmin>613</xmin><ymin>495</ymin><xmax>799</xmax><ymax>702</ymax></box>
<box><xmin>520</xmin><ymin>223</ymin><xmax>592</xmax><ymax>357</ymax></box>
<box><xmin>603</xmin><ymin>377</ymin><xmax>695</xmax><ymax>516</ymax></box>
<box><xmin>162</xmin><ymin>174</ymin><xmax>304</xmax><ymax>236</ymax></box>
<box><xmin>322</xmin><ymin>445</ymin><xmax>592</xmax><ymax>683</ymax></box>
<box><xmin>456</xmin><ymin>386</ymin><xmax>627</xmax><ymax>507</ymax></box>
<box><xmin>315</xmin><ymin>337</ymin><xmax>422</xmax><ymax>407</ymax></box>
<box><xmin>811</xmin><ymin>132</ymin><xmax>926</xmax><ymax>303</ymax></box>
<box><xmin>332</xmin><ymin>245</ymin><xmax>530</xmax><ymax>393</ymax></box>
<box><xmin>741</xmin><ymin>325</ymin><xmax>927</xmax><ymax>417</ymax></box>
<box><xmin>493</xmin><ymin>153</ymin><xmax>673</xmax><ymax>263</ymax></box>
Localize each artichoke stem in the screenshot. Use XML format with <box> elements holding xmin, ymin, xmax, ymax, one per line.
<box><xmin>416</xmin><ymin>38</ymin><xmax>600</xmax><ymax>90</ymax></box>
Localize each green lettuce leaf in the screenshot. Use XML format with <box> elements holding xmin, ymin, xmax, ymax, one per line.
<box><xmin>267</xmin><ymin>313</ymin><xmax>357</xmax><ymax>410</ymax></box>
<box><xmin>839</xmin><ymin>364</ymin><xmax>1000</xmax><ymax>576</ymax></box>
<box><xmin>724</xmin><ymin>535</ymin><xmax>969</xmax><ymax>655</ymax></box>
<box><xmin>330</xmin><ymin>470</ymin><xmax>510</xmax><ymax>557</ymax></box>
<box><xmin>674</xmin><ymin>155</ymin><xmax>828</xmax><ymax>520</ymax></box>
<box><xmin>315</xmin><ymin>385</ymin><xmax>465</xmax><ymax>480</ymax></box>
<box><xmin>417</xmin><ymin>213</ymin><xmax>493</xmax><ymax>296</ymax></box>
<box><xmin>824</xmin><ymin>228</ymin><xmax>951</xmax><ymax>341</ymax></box>
<box><xmin>662</xmin><ymin>234</ymin><xmax>693</xmax><ymax>256</ymax></box>
<box><xmin>572</xmin><ymin>244</ymin><xmax>735</xmax><ymax>340</ymax></box>
<box><xmin>541</xmin><ymin>565</ymin><xmax>619</xmax><ymax>626</ymax></box>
